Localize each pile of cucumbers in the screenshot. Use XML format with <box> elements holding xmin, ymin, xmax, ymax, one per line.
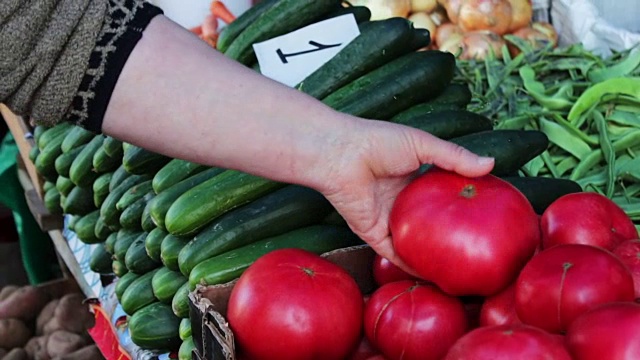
<box><xmin>29</xmin><ymin>0</ymin><xmax>584</xmax><ymax>356</ymax></box>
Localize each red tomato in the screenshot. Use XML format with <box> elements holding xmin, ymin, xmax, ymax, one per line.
<box><xmin>612</xmin><ymin>239</ymin><xmax>640</xmax><ymax>299</ymax></box>
<box><xmin>227</xmin><ymin>249</ymin><xmax>363</xmax><ymax>360</ymax></box>
<box><xmin>372</xmin><ymin>254</ymin><xmax>417</xmax><ymax>286</ymax></box>
<box><xmin>364</xmin><ymin>280</ymin><xmax>468</xmax><ymax>360</ymax></box>
<box><xmin>566</xmin><ymin>302</ymin><xmax>640</xmax><ymax>360</ymax></box>
<box><xmin>515</xmin><ymin>244</ymin><xmax>635</xmax><ymax>333</ymax></box>
<box><xmin>390</xmin><ymin>168</ymin><xmax>540</xmax><ymax>296</ymax></box>
<box><xmin>445</xmin><ymin>324</ymin><xmax>572</xmax><ymax>360</ymax></box>
<box><xmin>479</xmin><ymin>283</ymin><xmax>522</xmax><ymax>327</ymax></box>
<box><xmin>541</xmin><ymin>192</ymin><xmax>638</xmax><ymax>251</ymax></box>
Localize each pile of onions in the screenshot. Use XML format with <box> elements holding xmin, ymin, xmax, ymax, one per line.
<box><xmin>457</xmin><ymin>0</ymin><xmax>513</xmax><ymax>35</ymax></box>
<box><xmin>349</xmin><ymin>0</ymin><xmax>412</xmax><ymax>20</ymax></box>
<box><xmin>440</xmin><ymin>30</ymin><xmax>507</xmax><ymax>60</ymax></box>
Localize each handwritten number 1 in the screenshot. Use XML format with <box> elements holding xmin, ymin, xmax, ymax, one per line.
<box><xmin>277</xmin><ymin>41</ymin><xmax>342</xmax><ymax>64</ymax></box>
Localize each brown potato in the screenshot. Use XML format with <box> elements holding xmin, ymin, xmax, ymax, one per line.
<box><xmin>25</xmin><ymin>336</ymin><xmax>50</xmax><ymax>360</ymax></box>
<box><xmin>3</xmin><ymin>348</ymin><xmax>29</xmax><ymax>360</ymax></box>
<box><xmin>0</xmin><ymin>318</ymin><xmax>32</xmax><ymax>349</ymax></box>
<box><xmin>0</xmin><ymin>286</ymin><xmax>49</xmax><ymax>321</ymax></box>
<box><xmin>52</xmin><ymin>345</ymin><xmax>104</xmax><ymax>360</ymax></box>
<box><xmin>51</xmin><ymin>294</ymin><xmax>94</xmax><ymax>335</ymax></box>
<box><xmin>0</xmin><ymin>285</ymin><xmax>19</xmax><ymax>301</ymax></box>
<box><xmin>46</xmin><ymin>331</ymin><xmax>85</xmax><ymax>359</ymax></box>
<box><xmin>37</xmin><ymin>300</ymin><xmax>60</xmax><ymax>335</ymax></box>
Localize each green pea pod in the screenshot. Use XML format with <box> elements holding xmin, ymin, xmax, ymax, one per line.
<box><xmin>519</xmin><ymin>67</ymin><xmax>573</xmax><ymax>110</ymax></box>
<box><xmin>589</xmin><ymin>50</ymin><xmax>640</xmax><ymax>83</ymax></box>
<box><xmin>568</xmin><ymin>77</ymin><xmax>640</xmax><ymax>122</ymax></box>
<box><xmin>593</xmin><ymin>111</ymin><xmax>616</xmax><ymax>198</ymax></box>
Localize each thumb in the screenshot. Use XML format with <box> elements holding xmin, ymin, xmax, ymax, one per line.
<box><xmin>411</xmin><ymin>131</ymin><xmax>494</xmax><ymax>178</ymax></box>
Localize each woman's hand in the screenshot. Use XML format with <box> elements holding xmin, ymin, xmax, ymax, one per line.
<box><xmin>315</xmin><ymin>117</ymin><xmax>494</xmax><ymax>274</ymax></box>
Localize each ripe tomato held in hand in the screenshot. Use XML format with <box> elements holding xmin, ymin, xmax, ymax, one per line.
<box><xmin>479</xmin><ymin>283</ymin><xmax>522</xmax><ymax>327</ymax></box>
<box><xmin>364</xmin><ymin>280</ymin><xmax>468</xmax><ymax>360</ymax></box>
<box><xmin>515</xmin><ymin>244</ymin><xmax>635</xmax><ymax>334</ymax></box>
<box><xmin>444</xmin><ymin>324</ymin><xmax>572</xmax><ymax>360</ymax></box>
<box><xmin>541</xmin><ymin>192</ymin><xmax>638</xmax><ymax>251</ymax></box>
<box><xmin>612</xmin><ymin>239</ymin><xmax>640</xmax><ymax>299</ymax></box>
<box><xmin>390</xmin><ymin>168</ymin><xmax>540</xmax><ymax>296</ymax></box>
<box><xmin>227</xmin><ymin>249</ymin><xmax>363</xmax><ymax>360</ymax></box>
<box><xmin>566</xmin><ymin>302</ymin><xmax>640</xmax><ymax>360</ymax></box>
<box><xmin>372</xmin><ymin>254</ymin><xmax>417</xmax><ymax>286</ymax></box>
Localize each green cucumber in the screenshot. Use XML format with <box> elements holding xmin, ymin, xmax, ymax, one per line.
<box><xmin>103</xmin><ymin>136</ymin><xmax>123</xmax><ymax>158</ymax></box>
<box><xmin>171</xmin><ymin>282</ymin><xmax>190</xmax><ymax>318</ymax></box>
<box><xmin>120</xmin><ymin>191</ymin><xmax>155</xmax><ymax>230</ymax></box>
<box><xmin>100</xmin><ymin>174</ymin><xmax>151</xmax><ymax>227</ymax></box>
<box><xmin>160</xmin><ymin>235</ymin><xmax>189</xmax><ymax>272</ymax></box>
<box><xmin>115</xmin><ymin>272</ymin><xmax>140</xmax><ymax>301</ymax></box>
<box><xmin>188</xmin><ymin>225</ymin><xmax>361</xmax><ymax>289</ymax></box>
<box><xmin>129</xmin><ymin>302</ymin><xmax>182</xmax><ymax>351</ymax></box>
<box><xmin>178</xmin><ymin>337</ymin><xmax>195</xmax><ymax>360</ymax></box>
<box><xmin>44</xmin><ymin>187</ymin><xmax>62</xmax><ymax>214</ymax></box>
<box><xmin>116</xmin><ymin>180</ymin><xmax>153</xmax><ymax>211</ymax></box>
<box><xmin>121</xmin><ymin>268</ymin><xmax>161</xmax><ymax>315</ymax></box>
<box><xmin>166</xmin><ymin>170</ymin><xmax>285</xmax><ymax>236</ymax></box>
<box><xmin>321</xmin><ymin>5</ymin><xmax>371</xmax><ymax>23</ymax></box>
<box><xmin>223</xmin><ymin>0</ymin><xmax>340</xmax><ymax>65</ymax></box>
<box><xmin>55</xmin><ymin>176</ymin><xmax>75</xmax><ymax>197</ymax></box>
<box><xmin>148</xmin><ymin>167</ymin><xmax>225</xmax><ymax>230</ymax></box>
<box><xmin>33</xmin><ymin>125</ymin><xmax>47</xmax><ymax>143</ymax></box>
<box><xmin>391</xmin><ymin>83</ymin><xmax>473</xmax><ymax>122</ymax></box>
<box><xmin>93</xmin><ymin>172</ymin><xmax>113</xmax><ymax>208</ymax></box>
<box><xmin>54</xmin><ymin>145</ymin><xmax>86</xmax><ymax>178</ymax></box>
<box><xmin>216</xmin><ymin>0</ymin><xmax>279</xmax><ymax>53</ymax></box>
<box><xmin>67</xmin><ymin>215</ymin><xmax>80</xmax><ymax>232</ymax></box>
<box><xmin>112</xmin><ymin>260</ymin><xmax>128</xmax><ymax>277</ymax></box>
<box><xmin>94</xmin><ymin>215</ymin><xmax>112</xmax><ymax>240</ymax></box>
<box><xmin>59</xmin><ymin>193</ymin><xmax>66</xmax><ymax>211</ymax></box>
<box><xmin>298</xmin><ymin>17</ymin><xmax>419</xmax><ymax>99</ymax></box>
<box><xmin>179</xmin><ymin>319</ymin><xmax>192</xmax><ymax>341</ymax></box>
<box><xmin>35</xmin><ymin>128</ymin><xmax>71</xmax><ymax>179</ymax></box>
<box><xmin>502</xmin><ymin>176</ymin><xmax>583</xmax><ymax>214</ymax></box>
<box><xmin>37</xmin><ymin>123</ymin><xmax>73</xmax><ymax>150</ymax></box>
<box><xmin>114</xmin><ymin>230</ymin><xmax>146</xmax><ymax>262</ymax></box>
<box><xmin>125</xmin><ymin>238</ymin><xmax>161</xmax><ymax>274</ymax></box>
<box><xmin>44</xmin><ymin>181</ymin><xmax>56</xmax><ymax>192</ymax></box>
<box><xmin>407</xmin><ymin>27</ymin><xmax>431</xmax><ymax>50</ymax></box>
<box><xmin>391</xmin><ymin>109</ymin><xmax>493</xmax><ymax>140</ymax></box>
<box><xmin>145</xmin><ymin>228</ymin><xmax>167</xmax><ymax>262</ymax></box>
<box><xmin>63</xmin><ymin>186</ymin><xmax>95</xmax><ymax>215</ymax></box>
<box><xmin>61</xmin><ymin>126</ymin><xmax>95</xmax><ymax>153</ymax></box>
<box><xmin>447</xmin><ymin>130</ymin><xmax>550</xmax><ymax>177</ymax></box>
<box><xmin>178</xmin><ymin>185</ymin><xmax>334</xmax><ymax>276</ymax></box>
<box><xmin>105</xmin><ymin>231</ymin><xmax>118</xmax><ymax>255</ymax></box>
<box><xmin>322</xmin><ymin>50</ymin><xmax>456</xmax><ymax>119</ymax></box>
<box><xmin>74</xmin><ymin>210</ymin><xmax>101</xmax><ymax>244</ymax></box>
<box><xmin>152</xmin><ymin>267</ymin><xmax>188</xmax><ymax>304</ymax></box>
<box><xmin>69</xmin><ymin>135</ymin><xmax>105</xmax><ymax>187</ymax></box>
<box><xmin>109</xmin><ymin>165</ymin><xmax>132</xmax><ymax>192</ymax></box>
<box><xmin>122</xmin><ymin>145</ymin><xmax>171</xmax><ymax>175</ymax></box>
<box><xmin>152</xmin><ymin>159</ymin><xmax>208</xmax><ymax>194</ymax></box>
<box><xmin>141</xmin><ymin>201</ymin><xmax>156</xmax><ymax>232</ymax></box>
<box><xmin>29</xmin><ymin>146</ymin><xmax>40</xmax><ymax>163</ymax></box>
<box><xmin>90</xmin><ymin>244</ymin><xmax>113</xmax><ymax>274</ymax></box>
<box><xmin>93</xmin><ymin>145</ymin><xmax>121</xmax><ymax>173</ymax></box>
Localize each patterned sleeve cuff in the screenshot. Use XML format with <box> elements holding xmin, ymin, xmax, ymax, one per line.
<box><xmin>66</xmin><ymin>0</ymin><xmax>164</xmax><ymax>132</ymax></box>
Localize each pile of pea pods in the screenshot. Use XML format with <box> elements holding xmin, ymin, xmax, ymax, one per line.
<box><xmin>455</xmin><ymin>37</ymin><xmax>640</xmax><ymax>227</ymax></box>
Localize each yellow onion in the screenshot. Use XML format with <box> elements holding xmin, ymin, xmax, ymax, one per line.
<box><xmin>508</xmin><ymin>22</ymin><xmax>558</xmax><ymax>56</ymax></box>
<box><xmin>532</xmin><ymin>21</ymin><xmax>558</xmax><ymax>46</ymax></box>
<box><xmin>507</xmin><ymin>0</ymin><xmax>533</xmax><ymax>32</ymax></box>
<box><xmin>435</xmin><ymin>22</ymin><xmax>464</xmax><ymax>47</ymax></box>
<box><xmin>438</xmin><ymin>32</ymin><xmax>465</xmax><ymax>55</ymax></box>
<box><xmin>411</xmin><ymin>0</ymin><xmax>439</xmax><ymax>13</ymax></box>
<box><xmin>429</xmin><ymin>6</ymin><xmax>450</xmax><ymax>26</ymax></box>
<box><xmin>438</xmin><ymin>0</ymin><xmax>463</xmax><ymax>23</ymax></box>
<box><xmin>458</xmin><ymin>0</ymin><xmax>513</xmax><ymax>35</ymax></box>
<box><xmin>349</xmin><ymin>0</ymin><xmax>411</xmax><ymax>20</ymax></box>
<box><xmin>409</xmin><ymin>12</ymin><xmax>438</xmax><ymax>38</ymax></box>
<box><xmin>459</xmin><ymin>30</ymin><xmax>506</xmax><ymax>60</ymax></box>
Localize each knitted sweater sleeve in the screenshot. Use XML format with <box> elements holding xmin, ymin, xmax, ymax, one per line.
<box><xmin>0</xmin><ymin>0</ymin><xmax>163</xmax><ymax>132</ymax></box>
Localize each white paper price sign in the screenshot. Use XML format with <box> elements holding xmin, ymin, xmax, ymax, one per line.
<box><xmin>253</xmin><ymin>14</ymin><xmax>361</xmax><ymax>87</ymax></box>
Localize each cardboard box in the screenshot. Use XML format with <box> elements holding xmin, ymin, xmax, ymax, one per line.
<box><xmin>188</xmin><ymin>245</ymin><xmax>377</xmax><ymax>360</ymax></box>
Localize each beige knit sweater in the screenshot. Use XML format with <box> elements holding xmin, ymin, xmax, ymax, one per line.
<box><xmin>0</xmin><ymin>0</ymin><xmax>162</xmax><ymax>131</ymax></box>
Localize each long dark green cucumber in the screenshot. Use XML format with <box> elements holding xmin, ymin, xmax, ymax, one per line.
<box><xmin>55</xmin><ymin>176</ymin><xmax>75</xmax><ymax>197</ymax></box>
<box><xmin>109</xmin><ymin>165</ymin><xmax>132</xmax><ymax>192</ymax></box>
<box><xmin>61</xmin><ymin>126</ymin><xmax>95</xmax><ymax>153</ymax></box>
<box><xmin>44</xmin><ymin>187</ymin><xmax>62</xmax><ymax>214</ymax></box>
<box><xmin>165</xmin><ymin>170</ymin><xmax>285</xmax><ymax>236</ymax></box>
<box><xmin>129</xmin><ymin>303</ymin><xmax>182</xmax><ymax>351</ymax></box>
<box><xmin>55</xmin><ymin>145</ymin><xmax>86</xmax><ymax>178</ymax></box>
<box><xmin>322</xmin><ymin>51</ymin><xmax>456</xmax><ymax>119</ymax></box>
<box><xmin>392</xmin><ymin>83</ymin><xmax>473</xmax><ymax>122</ymax></box>
<box><xmin>407</xmin><ymin>28</ymin><xmax>432</xmax><ymax>50</ymax></box>
<box><xmin>152</xmin><ymin>267</ymin><xmax>187</xmax><ymax>304</ymax></box>
<box><xmin>103</xmin><ymin>136</ymin><xmax>123</xmax><ymax>158</ymax></box>
<box><xmin>114</xmin><ymin>231</ymin><xmax>146</xmax><ymax>262</ymax></box>
<box><xmin>74</xmin><ymin>210</ymin><xmax>101</xmax><ymax>244</ymax></box>
<box><xmin>178</xmin><ymin>185</ymin><xmax>334</xmax><ymax>276</ymax></box>
<box><xmin>120</xmin><ymin>268</ymin><xmax>160</xmax><ymax>315</ymax></box>
<box><xmin>101</xmin><ymin>174</ymin><xmax>151</xmax><ymax>227</ymax></box>
<box><xmin>37</xmin><ymin>123</ymin><xmax>73</xmax><ymax>150</ymax></box>
<box><xmin>215</xmin><ymin>0</ymin><xmax>279</xmax><ymax>53</ymax></box>
<box><xmin>179</xmin><ymin>319</ymin><xmax>191</xmax><ymax>341</ymax></box>
<box><xmin>125</xmin><ymin>237</ymin><xmax>161</xmax><ymax>274</ymax></box>
<box><xmin>29</xmin><ymin>146</ymin><xmax>40</xmax><ymax>163</ymax></box>
<box><xmin>122</xmin><ymin>145</ymin><xmax>172</xmax><ymax>175</ymax></box>
<box><xmin>94</xmin><ymin>215</ymin><xmax>112</xmax><ymax>240</ymax></box>
<box><xmin>44</xmin><ymin>181</ymin><xmax>56</xmax><ymax>192</ymax></box>
<box><xmin>152</xmin><ymin>159</ymin><xmax>208</xmax><ymax>194</ymax></box>
<box><xmin>298</xmin><ymin>17</ymin><xmax>419</xmax><ymax>100</ymax></box>
<box><xmin>320</xmin><ymin>5</ymin><xmax>371</xmax><ymax>23</ymax></box>
<box><xmin>120</xmin><ymin>191</ymin><xmax>155</xmax><ymax>230</ymax></box>
<box><xmin>141</xmin><ymin>201</ymin><xmax>156</xmax><ymax>232</ymax></box>
<box><xmin>502</xmin><ymin>176</ymin><xmax>583</xmax><ymax>214</ymax></box>
<box><xmin>112</xmin><ymin>260</ymin><xmax>128</xmax><ymax>277</ymax></box>
<box><xmin>391</xmin><ymin>110</ymin><xmax>493</xmax><ymax>140</ymax></box>
<box><xmin>69</xmin><ymin>135</ymin><xmax>105</xmax><ymax>187</ymax></box>
<box><xmin>172</xmin><ymin>282</ymin><xmax>191</xmax><ymax>318</ymax></box>
<box><xmin>93</xmin><ymin>145</ymin><xmax>121</xmax><ymax>173</ymax></box>
<box><xmin>63</xmin><ymin>186</ymin><xmax>95</xmax><ymax>215</ymax></box>
<box><xmin>444</xmin><ymin>130</ymin><xmax>550</xmax><ymax>176</ymax></box>
<box><xmin>148</xmin><ymin>167</ymin><xmax>225</xmax><ymax>230</ymax></box>
<box><xmin>117</xmin><ymin>180</ymin><xmax>153</xmax><ymax>211</ymax></box>
<box><xmin>35</xmin><ymin>126</ymin><xmax>73</xmax><ymax>179</ymax></box>
<box><xmin>93</xmin><ymin>172</ymin><xmax>113</xmax><ymax>208</ymax></box>
<box><xmin>145</xmin><ymin>228</ymin><xmax>168</xmax><ymax>262</ymax></box>
<box><xmin>105</xmin><ymin>232</ymin><xmax>118</xmax><ymax>254</ymax></box>
<box><xmin>223</xmin><ymin>0</ymin><xmax>340</xmax><ymax>65</ymax></box>
<box><xmin>115</xmin><ymin>272</ymin><xmax>140</xmax><ymax>301</ymax></box>
<box><xmin>90</xmin><ymin>244</ymin><xmax>113</xmax><ymax>274</ymax></box>
<box><xmin>188</xmin><ymin>225</ymin><xmax>362</xmax><ymax>289</ymax></box>
<box><xmin>160</xmin><ymin>234</ymin><xmax>189</xmax><ymax>272</ymax></box>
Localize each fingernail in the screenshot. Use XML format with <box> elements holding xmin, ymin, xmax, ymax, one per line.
<box><xmin>477</xmin><ymin>157</ymin><xmax>494</xmax><ymax>166</ymax></box>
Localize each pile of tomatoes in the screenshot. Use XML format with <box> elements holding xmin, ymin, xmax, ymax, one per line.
<box><xmin>225</xmin><ymin>168</ymin><xmax>640</xmax><ymax>360</ymax></box>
